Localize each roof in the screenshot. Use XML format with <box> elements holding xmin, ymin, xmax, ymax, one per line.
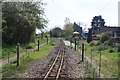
<box><xmin>93</xmin><ymin>26</ymin><xmax>120</xmax><ymax>35</ymax></box>
<box><xmin>73</xmin><ymin>22</ymin><xmax>82</xmax><ymax>34</ymax></box>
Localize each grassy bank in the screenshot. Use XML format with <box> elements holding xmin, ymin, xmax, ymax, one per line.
<box><xmin>2</xmin><ymin>37</ymin><xmax>51</xmax><ymax>59</ymax></box>
<box><xmin>1</xmin><ymin>42</ymin><xmax>55</xmax><ymax>78</ymax></box>
<box><xmin>82</xmin><ymin>43</ymin><xmax>119</xmax><ymax>78</ymax></box>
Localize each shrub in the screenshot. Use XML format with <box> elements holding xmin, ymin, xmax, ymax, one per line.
<box><xmin>100</xmin><ymin>31</ymin><xmax>112</xmax><ymax>43</ymax></box>
<box><xmin>25</xmin><ymin>46</ymin><xmax>33</xmax><ymax>49</ymax></box>
<box><xmin>97</xmin><ymin>45</ymin><xmax>108</xmax><ymax>51</ymax></box>
<box><xmin>117</xmin><ymin>45</ymin><xmax>120</xmax><ymax>52</ymax></box>
<box><xmin>96</xmin><ymin>41</ymin><xmax>101</xmax><ymax>46</ymax></box>
<box><xmin>104</xmin><ymin>38</ymin><xmax>114</xmax><ymax>46</ymax></box>
<box><xmin>109</xmin><ymin>49</ymin><xmax>114</xmax><ymax>53</ymax></box>
<box><xmin>90</xmin><ymin>43</ymin><xmax>95</xmax><ymax>46</ymax></box>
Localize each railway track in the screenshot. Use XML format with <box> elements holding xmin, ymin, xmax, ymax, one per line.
<box><xmin>43</xmin><ymin>39</ymin><xmax>66</xmax><ymax>80</ymax></box>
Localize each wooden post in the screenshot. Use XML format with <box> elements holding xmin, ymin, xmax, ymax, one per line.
<box><xmin>99</xmin><ymin>51</ymin><xmax>101</xmax><ymax>78</ymax></box>
<box><xmin>38</xmin><ymin>40</ymin><xmax>39</xmax><ymax>51</ymax></box>
<box><xmin>82</xmin><ymin>43</ymin><xmax>84</xmax><ymax>62</ymax></box>
<box><xmin>91</xmin><ymin>49</ymin><xmax>92</xmax><ymax>65</ymax></box>
<box><xmin>8</xmin><ymin>49</ymin><xmax>10</xmax><ymax>63</ymax></box>
<box><xmin>17</xmin><ymin>43</ymin><xmax>20</xmax><ymax>66</ymax></box>
<box><xmin>75</xmin><ymin>38</ymin><xmax>76</xmax><ymax>51</ymax></box>
<box><xmin>47</xmin><ymin>37</ymin><xmax>48</xmax><ymax>44</ymax></box>
<box><xmin>70</xmin><ymin>41</ymin><xmax>72</xmax><ymax>49</ymax></box>
<box><xmin>93</xmin><ymin>68</ymin><xmax>95</xmax><ymax>79</ymax></box>
<box><xmin>86</xmin><ymin>60</ymin><xmax>88</xmax><ymax>72</ymax></box>
<box><xmin>26</xmin><ymin>49</ymin><xmax>27</xmax><ymax>55</ymax></box>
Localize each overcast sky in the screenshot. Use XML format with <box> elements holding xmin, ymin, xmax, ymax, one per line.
<box><xmin>41</xmin><ymin>0</ymin><xmax>119</xmax><ymax>31</ymax></box>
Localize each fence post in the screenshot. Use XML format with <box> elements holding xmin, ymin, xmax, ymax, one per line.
<box><xmin>93</xmin><ymin>68</ymin><xmax>95</xmax><ymax>79</ymax></box>
<box><xmin>8</xmin><ymin>49</ymin><xmax>10</xmax><ymax>63</ymax></box>
<box><xmin>38</xmin><ymin>40</ymin><xmax>40</xmax><ymax>51</ymax></box>
<box><xmin>47</xmin><ymin>36</ymin><xmax>48</xmax><ymax>44</ymax></box>
<box><xmin>99</xmin><ymin>51</ymin><xmax>102</xmax><ymax>78</ymax></box>
<box><xmin>74</xmin><ymin>38</ymin><xmax>77</xmax><ymax>51</ymax></box>
<box><xmin>26</xmin><ymin>49</ymin><xmax>27</xmax><ymax>55</ymax></box>
<box><xmin>82</xmin><ymin>43</ymin><xmax>84</xmax><ymax>62</ymax></box>
<box><xmin>91</xmin><ymin>49</ymin><xmax>92</xmax><ymax>65</ymax></box>
<box><xmin>86</xmin><ymin>60</ymin><xmax>88</xmax><ymax>72</ymax></box>
<box><xmin>17</xmin><ymin>43</ymin><xmax>20</xmax><ymax>66</ymax></box>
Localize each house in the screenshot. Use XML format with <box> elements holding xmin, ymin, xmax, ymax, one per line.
<box><xmin>92</xmin><ymin>26</ymin><xmax>120</xmax><ymax>37</ymax></box>
<box><xmin>90</xmin><ymin>15</ymin><xmax>120</xmax><ymax>43</ymax></box>
<box><xmin>73</xmin><ymin>22</ymin><xmax>82</xmax><ymax>34</ymax></box>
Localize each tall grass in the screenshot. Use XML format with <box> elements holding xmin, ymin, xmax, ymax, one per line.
<box><xmin>84</xmin><ymin>43</ymin><xmax>118</xmax><ymax>78</ymax></box>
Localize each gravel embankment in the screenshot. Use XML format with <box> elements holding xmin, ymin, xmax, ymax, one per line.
<box><xmin>22</xmin><ymin>46</ymin><xmax>59</xmax><ymax>78</ymax></box>
<box><xmin>65</xmin><ymin>47</ymin><xmax>86</xmax><ymax>78</ymax></box>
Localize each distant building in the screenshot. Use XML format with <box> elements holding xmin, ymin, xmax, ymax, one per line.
<box><xmin>83</xmin><ymin>31</ymin><xmax>88</xmax><ymax>40</ymax></box>
<box><xmin>92</xmin><ymin>26</ymin><xmax>120</xmax><ymax>38</ymax></box>
<box><xmin>73</xmin><ymin>22</ymin><xmax>82</xmax><ymax>34</ymax></box>
<box><xmin>90</xmin><ymin>15</ymin><xmax>120</xmax><ymax>43</ymax></box>
<box><xmin>72</xmin><ymin>22</ymin><xmax>83</xmax><ymax>39</ymax></box>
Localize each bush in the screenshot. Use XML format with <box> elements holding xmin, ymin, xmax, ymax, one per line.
<box><xmin>104</xmin><ymin>38</ymin><xmax>114</xmax><ymax>46</ymax></box>
<box><xmin>96</xmin><ymin>41</ymin><xmax>101</xmax><ymax>46</ymax></box>
<box><xmin>25</xmin><ymin>46</ymin><xmax>33</xmax><ymax>49</ymax></box>
<box><xmin>109</xmin><ymin>49</ymin><xmax>114</xmax><ymax>53</ymax></box>
<box><xmin>100</xmin><ymin>31</ymin><xmax>112</xmax><ymax>43</ymax></box>
<box><xmin>97</xmin><ymin>45</ymin><xmax>108</xmax><ymax>51</ymax></box>
<box><xmin>90</xmin><ymin>43</ymin><xmax>95</xmax><ymax>46</ymax></box>
<box><xmin>117</xmin><ymin>45</ymin><xmax>120</xmax><ymax>52</ymax></box>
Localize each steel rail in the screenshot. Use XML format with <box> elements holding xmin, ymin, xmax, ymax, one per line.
<box><xmin>56</xmin><ymin>49</ymin><xmax>64</xmax><ymax>80</ymax></box>
<box><xmin>43</xmin><ymin>46</ymin><xmax>62</xmax><ymax>80</ymax></box>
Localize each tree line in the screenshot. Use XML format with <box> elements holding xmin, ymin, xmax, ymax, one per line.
<box><xmin>2</xmin><ymin>2</ymin><xmax>48</xmax><ymax>45</ymax></box>
<box><xmin>49</xmin><ymin>17</ymin><xmax>73</xmax><ymax>41</ymax></box>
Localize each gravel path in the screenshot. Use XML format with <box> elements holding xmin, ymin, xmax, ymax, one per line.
<box><xmin>65</xmin><ymin>47</ymin><xmax>86</xmax><ymax>78</ymax></box>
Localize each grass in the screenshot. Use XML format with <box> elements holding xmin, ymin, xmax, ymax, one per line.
<box><xmin>2</xmin><ymin>37</ymin><xmax>51</xmax><ymax>59</ymax></box>
<box><xmin>1</xmin><ymin>42</ymin><xmax>55</xmax><ymax>78</ymax></box>
<box><xmin>82</xmin><ymin>43</ymin><xmax>119</xmax><ymax>78</ymax></box>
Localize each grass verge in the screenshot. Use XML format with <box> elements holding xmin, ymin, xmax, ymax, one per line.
<box><xmin>83</xmin><ymin>43</ymin><xmax>118</xmax><ymax>78</ymax></box>
<box><xmin>1</xmin><ymin>43</ymin><xmax>54</xmax><ymax>78</ymax></box>
<box><xmin>2</xmin><ymin>37</ymin><xmax>51</xmax><ymax>59</ymax></box>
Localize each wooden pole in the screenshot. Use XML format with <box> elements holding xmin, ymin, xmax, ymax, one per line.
<box><xmin>93</xmin><ymin>68</ymin><xmax>95</xmax><ymax>79</ymax></box>
<box><xmin>99</xmin><ymin>51</ymin><xmax>101</xmax><ymax>78</ymax></box>
<box><xmin>8</xmin><ymin>49</ymin><xmax>10</xmax><ymax>63</ymax></box>
<box><xmin>91</xmin><ymin>49</ymin><xmax>92</xmax><ymax>65</ymax></box>
<box><xmin>75</xmin><ymin>38</ymin><xmax>76</xmax><ymax>51</ymax></box>
<box><xmin>47</xmin><ymin>37</ymin><xmax>48</xmax><ymax>44</ymax></box>
<box><xmin>38</xmin><ymin>40</ymin><xmax>39</xmax><ymax>51</ymax></box>
<box><xmin>82</xmin><ymin>43</ymin><xmax>84</xmax><ymax>62</ymax></box>
<box><xmin>17</xmin><ymin>43</ymin><xmax>20</xmax><ymax>66</ymax></box>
